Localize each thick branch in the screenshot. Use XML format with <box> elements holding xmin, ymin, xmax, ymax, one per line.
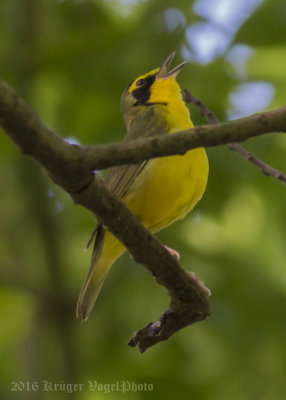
<box><xmin>71</xmin><ymin>174</ymin><xmax>211</xmax><ymax>352</ymax></box>
<box><xmin>1</xmin><ymin>78</ymin><xmax>285</xmax><ymax>352</ymax></box>
<box><xmin>81</xmin><ymin>106</ymin><xmax>286</xmax><ymax>170</ymax></box>
<box><xmin>1</xmin><ymin>79</ymin><xmax>286</xmax><ymax>181</ymax></box>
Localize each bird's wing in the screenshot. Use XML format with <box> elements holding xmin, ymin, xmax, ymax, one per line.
<box><xmin>105</xmin><ymin>106</ymin><xmax>167</xmax><ymax>199</ymax></box>
<box><xmin>78</xmin><ymin>107</ymin><xmax>168</xmax><ymax>320</ymax></box>
<box><xmin>85</xmin><ymin>106</ymin><xmax>168</xmax><ymax>250</ymax></box>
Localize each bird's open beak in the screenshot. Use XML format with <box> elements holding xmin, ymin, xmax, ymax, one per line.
<box><xmin>157</xmin><ymin>51</ymin><xmax>187</xmax><ymax>79</ymax></box>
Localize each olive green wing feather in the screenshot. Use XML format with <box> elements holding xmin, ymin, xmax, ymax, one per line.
<box><xmin>85</xmin><ymin>106</ymin><xmax>167</xmax><ymax>253</ymax></box>
<box><xmin>105</xmin><ymin>106</ymin><xmax>167</xmax><ymax>198</ymax></box>
<box><xmin>77</xmin><ymin>107</ymin><xmax>168</xmax><ymax>320</ymax></box>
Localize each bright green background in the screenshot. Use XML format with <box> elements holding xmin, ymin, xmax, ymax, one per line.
<box><xmin>0</xmin><ymin>1</ymin><xmax>286</xmax><ymax>399</ymax></box>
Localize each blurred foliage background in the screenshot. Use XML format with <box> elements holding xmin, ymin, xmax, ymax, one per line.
<box><xmin>1</xmin><ymin>0</ymin><xmax>286</xmax><ymax>399</ymax></box>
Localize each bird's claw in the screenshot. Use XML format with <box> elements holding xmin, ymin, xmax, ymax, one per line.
<box><xmin>164</xmin><ymin>245</ymin><xmax>180</xmax><ymax>260</ymax></box>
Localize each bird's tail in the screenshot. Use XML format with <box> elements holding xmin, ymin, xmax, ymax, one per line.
<box><xmin>76</xmin><ymin>228</ymin><xmax>125</xmax><ymax>322</ymax></box>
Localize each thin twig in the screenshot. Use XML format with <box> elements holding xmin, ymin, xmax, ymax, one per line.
<box><xmin>183</xmin><ymin>89</ymin><xmax>286</xmax><ymax>184</ymax></box>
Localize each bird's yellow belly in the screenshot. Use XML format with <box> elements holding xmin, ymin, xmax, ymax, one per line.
<box><xmin>123</xmin><ymin>147</ymin><xmax>209</xmax><ymax>233</ymax></box>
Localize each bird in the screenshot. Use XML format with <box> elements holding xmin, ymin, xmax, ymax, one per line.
<box><xmin>76</xmin><ymin>51</ymin><xmax>209</xmax><ymax>322</ymax></box>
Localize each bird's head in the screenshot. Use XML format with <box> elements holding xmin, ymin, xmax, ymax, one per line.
<box><xmin>121</xmin><ymin>51</ymin><xmax>186</xmax><ymax>127</ymax></box>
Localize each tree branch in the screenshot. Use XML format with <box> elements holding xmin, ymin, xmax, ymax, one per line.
<box><xmin>1</xmin><ymin>79</ymin><xmax>286</xmax><ymax>179</ymax></box>
<box><xmin>0</xmin><ymin>78</ymin><xmax>212</xmax><ymax>352</ymax></box>
<box><xmin>81</xmin><ymin>105</ymin><xmax>286</xmax><ymax>171</ymax></box>
<box><xmin>72</xmin><ymin>174</ymin><xmax>211</xmax><ymax>352</ymax></box>
<box><xmin>1</xmin><ymin>78</ymin><xmax>285</xmax><ymax>352</ymax></box>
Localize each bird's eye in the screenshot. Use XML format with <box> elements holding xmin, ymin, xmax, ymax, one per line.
<box><xmin>136</xmin><ymin>79</ymin><xmax>145</xmax><ymax>87</ymax></box>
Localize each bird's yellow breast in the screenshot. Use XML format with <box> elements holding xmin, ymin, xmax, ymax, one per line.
<box><xmin>123</xmin><ymin>98</ymin><xmax>209</xmax><ymax>232</ymax></box>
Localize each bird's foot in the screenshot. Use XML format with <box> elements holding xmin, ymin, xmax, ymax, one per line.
<box><xmin>164</xmin><ymin>245</ymin><xmax>180</xmax><ymax>260</ymax></box>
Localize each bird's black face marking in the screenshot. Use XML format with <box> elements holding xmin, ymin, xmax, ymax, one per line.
<box><xmin>132</xmin><ymin>73</ymin><xmax>156</xmax><ymax>105</ymax></box>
